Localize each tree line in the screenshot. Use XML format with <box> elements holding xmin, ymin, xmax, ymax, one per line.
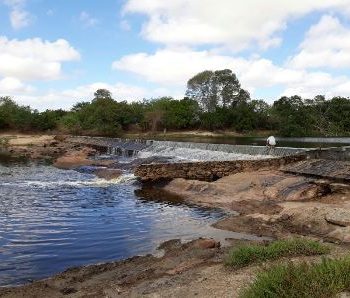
<box><xmin>0</xmin><ymin>69</ymin><xmax>349</xmax><ymax>137</ymax></box>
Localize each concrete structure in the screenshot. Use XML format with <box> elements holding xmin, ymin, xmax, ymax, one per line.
<box><xmin>134</xmin><ymin>155</ymin><xmax>306</xmax><ymax>182</ymax></box>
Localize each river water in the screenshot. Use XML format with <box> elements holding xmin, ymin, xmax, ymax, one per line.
<box><xmin>0</xmin><ymin>161</ymin><xmax>259</xmax><ymax>287</ymax></box>
<box><xmin>2</xmin><ymin>135</ymin><xmax>347</xmax><ymax>286</ymax></box>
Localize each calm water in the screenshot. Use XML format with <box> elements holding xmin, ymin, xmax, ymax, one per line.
<box><xmin>0</xmin><ymin>163</ymin><xmax>251</xmax><ymax>286</ymax></box>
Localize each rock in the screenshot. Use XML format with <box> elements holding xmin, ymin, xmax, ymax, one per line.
<box><xmin>54</xmin><ymin>135</ymin><xmax>67</xmax><ymax>142</ymax></box>
<box><xmin>192</xmin><ymin>239</ymin><xmax>220</xmax><ymax>249</ymax></box>
<box><xmin>325</xmin><ymin>208</ymin><xmax>350</xmax><ymax>227</ymax></box>
<box><xmin>327</xmin><ymin>226</ymin><xmax>350</xmax><ymax>243</ymax></box>
<box><xmin>49</xmin><ymin>141</ymin><xmax>59</xmax><ymax>147</ymax></box>
<box><xmin>53</xmin><ymin>147</ymin><xmax>104</xmax><ymax>169</ymax></box>
<box><xmin>94</xmin><ymin>168</ymin><xmax>122</xmax><ymax>180</ymax></box>
<box><xmin>330</xmin><ymin>183</ymin><xmax>350</xmax><ymax>194</ymax></box>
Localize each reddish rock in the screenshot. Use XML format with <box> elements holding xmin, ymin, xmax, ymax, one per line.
<box><xmin>193</xmin><ymin>239</ymin><xmax>220</xmax><ymax>249</ymax></box>
<box><xmin>94</xmin><ymin>169</ymin><xmax>122</xmax><ymax>180</ymax></box>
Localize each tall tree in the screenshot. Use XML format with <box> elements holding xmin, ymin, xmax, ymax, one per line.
<box><xmin>186</xmin><ymin>69</ymin><xmax>249</xmax><ymax>112</ymax></box>
<box><xmin>93</xmin><ymin>89</ymin><xmax>113</xmax><ymax>101</ymax></box>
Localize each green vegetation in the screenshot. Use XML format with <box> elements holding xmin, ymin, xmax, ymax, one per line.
<box><xmin>225</xmin><ymin>239</ymin><xmax>330</xmax><ymax>268</ymax></box>
<box><xmin>0</xmin><ymin>137</ymin><xmax>9</xmax><ymax>147</ymax></box>
<box><xmin>241</xmin><ymin>257</ymin><xmax>350</xmax><ymax>298</ymax></box>
<box><xmin>1</xmin><ymin>69</ymin><xmax>350</xmax><ymax>137</ymax></box>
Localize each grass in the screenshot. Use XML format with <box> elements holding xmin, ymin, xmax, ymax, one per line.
<box><xmin>225</xmin><ymin>239</ymin><xmax>330</xmax><ymax>268</ymax></box>
<box><xmin>241</xmin><ymin>256</ymin><xmax>350</xmax><ymax>298</ymax></box>
<box><xmin>0</xmin><ymin>137</ymin><xmax>9</xmax><ymax>147</ymax></box>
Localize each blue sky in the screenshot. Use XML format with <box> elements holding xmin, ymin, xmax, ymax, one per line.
<box><xmin>1</xmin><ymin>0</ymin><xmax>350</xmax><ymax>110</ymax></box>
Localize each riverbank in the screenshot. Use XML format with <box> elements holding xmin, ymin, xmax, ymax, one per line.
<box><xmin>1</xmin><ymin>237</ymin><xmax>349</xmax><ymax>298</ymax></box>
<box><xmin>1</xmin><ymin>134</ymin><xmax>350</xmax><ymax>297</ymax></box>
<box><xmin>123</xmin><ymin>129</ymin><xmax>274</xmax><ymax>139</ymax></box>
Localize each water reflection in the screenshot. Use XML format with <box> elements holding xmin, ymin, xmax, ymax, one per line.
<box><xmin>0</xmin><ymin>164</ymin><xmax>233</xmax><ymax>286</ymax></box>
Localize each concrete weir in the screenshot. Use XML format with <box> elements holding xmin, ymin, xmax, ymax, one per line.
<box><xmin>67</xmin><ymin>136</ymin><xmax>307</xmax><ymax>157</ymax></box>
<box><xmin>67</xmin><ymin>136</ymin><xmax>350</xmax><ymax>182</ymax></box>
<box><xmin>134</xmin><ymin>155</ymin><xmax>307</xmax><ymax>182</ymax></box>
<box><xmin>67</xmin><ymin>136</ymin><xmax>312</xmax><ymax>181</ymax></box>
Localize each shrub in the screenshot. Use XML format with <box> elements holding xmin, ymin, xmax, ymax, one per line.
<box><xmin>241</xmin><ymin>256</ymin><xmax>350</xmax><ymax>298</ymax></box>
<box><xmin>225</xmin><ymin>239</ymin><xmax>330</xmax><ymax>268</ymax></box>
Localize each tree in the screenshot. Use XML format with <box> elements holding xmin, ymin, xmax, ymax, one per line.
<box><xmin>272</xmin><ymin>95</ymin><xmax>313</xmax><ymax>137</ymax></box>
<box><xmin>186</xmin><ymin>69</ymin><xmax>249</xmax><ymax>112</ymax></box>
<box><xmin>0</xmin><ymin>96</ymin><xmax>33</xmax><ymax>131</ymax></box>
<box><xmin>93</xmin><ymin>89</ymin><xmax>112</xmax><ymax>101</ymax></box>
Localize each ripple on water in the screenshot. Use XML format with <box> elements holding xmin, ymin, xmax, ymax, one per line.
<box><xmin>0</xmin><ymin>164</ymin><xmax>261</xmax><ymax>286</ymax></box>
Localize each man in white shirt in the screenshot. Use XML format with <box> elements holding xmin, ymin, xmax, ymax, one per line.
<box><xmin>266</xmin><ymin>136</ymin><xmax>276</xmax><ymax>148</ymax></box>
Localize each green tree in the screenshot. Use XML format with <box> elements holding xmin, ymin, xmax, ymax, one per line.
<box><xmin>93</xmin><ymin>89</ymin><xmax>113</xmax><ymax>101</ymax></box>
<box><xmin>186</xmin><ymin>69</ymin><xmax>250</xmax><ymax>112</ymax></box>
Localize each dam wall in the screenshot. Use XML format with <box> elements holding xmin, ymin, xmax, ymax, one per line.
<box><xmin>67</xmin><ymin>136</ymin><xmax>306</xmax><ymax>157</ymax></box>
<box><xmin>305</xmin><ymin>146</ymin><xmax>350</xmax><ymax>161</ymax></box>
<box><xmin>134</xmin><ymin>155</ymin><xmax>307</xmax><ymax>182</ymax></box>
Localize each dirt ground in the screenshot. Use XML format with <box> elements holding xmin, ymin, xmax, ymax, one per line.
<box><xmin>1</xmin><ymin>134</ymin><xmax>350</xmax><ymax>297</ymax></box>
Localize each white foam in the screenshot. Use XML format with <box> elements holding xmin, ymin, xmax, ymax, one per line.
<box><xmin>1</xmin><ymin>177</ymin><xmax>136</xmax><ymax>188</ymax></box>
<box><xmin>138</xmin><ymin>146</ymin><xmax>272</xmax><ymax>162</ymax></box>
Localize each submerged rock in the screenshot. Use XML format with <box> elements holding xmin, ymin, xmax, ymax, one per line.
<box><xmin>94</xmin><ymin>168</ymin><xmax>122</xmax><ymax>180</ymax></box>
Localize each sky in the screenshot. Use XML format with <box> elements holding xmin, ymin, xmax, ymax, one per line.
<box><xmin>2</xmin><ymin>0</ymin><xmax>350</xmax><ymax>110</ymax></box>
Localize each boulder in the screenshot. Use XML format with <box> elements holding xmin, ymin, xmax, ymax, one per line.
<box><xmin>325</xmin><ymin>208</ymin><xmax>350</xmax><ymax>227</ymax></box>
<box><xmin>94</xmin><ymin>168</ymin><xmax>122</xmax><ymax>180</ymax></box>
<box><xmin>327</xmin><ymin>226</ymin><xmax>350</xmax><ymax>243</ymax></box>
<box><xmin>192</xmin><ymin>239</ymin><xmax>220</xmax><ymax>249</ymax></box>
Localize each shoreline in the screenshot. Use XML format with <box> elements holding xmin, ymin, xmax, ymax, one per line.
<box><xmin>1</xmin><ymin>134</ymin><xmax>350</xmax><ymax>297</ymax></box>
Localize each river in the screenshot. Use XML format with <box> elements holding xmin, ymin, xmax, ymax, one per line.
<box><xmin>1</xmin><ymin>135</ymin><xmax>348</xmax><ymax>286</ymax></box>
<box><xmin>0</xmin><ymin>160</ymin><xmax>260</xmax><ymax>286</ymax></box>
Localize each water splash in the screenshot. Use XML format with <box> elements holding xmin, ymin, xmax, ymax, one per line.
<box><xmin>137</xmin><ymin>145</ymin><xmax>273</xmax><ymax>161</ymax></box>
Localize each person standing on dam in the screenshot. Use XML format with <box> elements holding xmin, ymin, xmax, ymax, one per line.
<box><xmin>266</xmin><ymin>136</ymin><xmax>276</xmax><ymax>148</ymax></box>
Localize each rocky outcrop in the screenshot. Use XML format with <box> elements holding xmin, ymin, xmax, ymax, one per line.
<box><xmin>135</xmin><ymin>155</ymin><xmax>306</xmax><ymax>182</ymax></box>
<box><xmin>282</xmin><ymin>159</ymin><xmax>350</xmax><ymax>182</ymax></box>
<box><xmin>53</xmin><ymin>147</ymin><xmax>113</xmax><ymax>169</ymax></box>
<box><xmin>325</xmin><ymin>208</ymin><xmax>350</xmax><ymax>227</ymax></box>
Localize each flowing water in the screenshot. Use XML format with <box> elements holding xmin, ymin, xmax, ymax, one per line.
<box><xmin>0</xmin><ymin>161</ymin><xmax>262</xmax><ymax>287</ymax></box>
<box><xmin>150</xmin><ymin>135</ymin><xmax>350</xmax><ymax>148</ymax></box>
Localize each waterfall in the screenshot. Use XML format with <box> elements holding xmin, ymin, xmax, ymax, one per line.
<box><xmin>70</xmin><ymin>136</ymin><xmax>306</xmax><ymax>161</ymax></box>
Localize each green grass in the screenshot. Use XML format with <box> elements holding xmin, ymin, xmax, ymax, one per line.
<box><xmin>0</xmin><ymin>137</ymin><xmax>9</xmax><ymax>147</ymax></box>
<box><xmin>225</xmin><ymin>239</ymin><xmax>330</xmax><ymax>268</ymax></box>
<box><xmin>241</xmin><ymin>256</ymin><xmax>350</xmax><ymax>298</ymax></box>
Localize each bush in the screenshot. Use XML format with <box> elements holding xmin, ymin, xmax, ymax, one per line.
<box><xmin>225</xmin><ymin>239</ymin><xmax>330</xmax><ymax>268</ymax></box>
<box><xmin>241</xmin><ymin>256</ymin><xmax>350</xmax><ymax>298</ymax></box>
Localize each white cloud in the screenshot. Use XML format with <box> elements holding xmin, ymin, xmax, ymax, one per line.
<box><xmin>4</xmin><ymin>82</ymin><xmax>165</xmax><ymax>111</ymax></box>
<box><xmin>0</xmin><ymin>77</ymin><xmax>33</xmax><ymax>93</ymax></box>
<box><xmin>10</xmin><ymin>7</ymin><xmax>31</xmax><ymax>29</ymax></box>
<box><xmin>60</xmin><ymin>82</ymin><xmax>148</xmax><ymax>102</ymax></box>
<box><xmin>113</xmin><ymin>48</ymin><xmax>350</xmax><ymax>101</ymax></box>
<box><xmin>0</xmin><ymin>36</ymin><xmax>80</xmax><ymax>81</ymax></box>
<box><xmin>113</xmin><ymin>48</ymin><xmax>299</xmax><ymax>89</ymax></box>
<box><xmin>79</xmin><ymin>11</ymin><xmax>98</xmax><ymax>27</ymax></box>
<box><xmin>123</xmin><ymin>0</ymin><xmax>350</xmax><ymax>51</ymax></box>
<box><xmin>3</xmin><ymin>0</ymin><xmax>32</xmax><ymax>29</ymax></box>
<box><xmin>288</xmin><ymin>15</ymin><xmax>350</xmax><ymax>69</ymax></box>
